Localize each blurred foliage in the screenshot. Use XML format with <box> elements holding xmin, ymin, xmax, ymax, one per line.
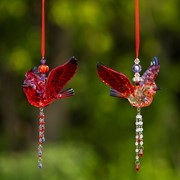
<box><xmin>0</xmin><ymin>0</ymin><xmax>180</xmax><ymax>179</ymax></box>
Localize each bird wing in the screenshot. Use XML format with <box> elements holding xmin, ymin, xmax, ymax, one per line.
<box><xmin>140</xmin><ymin>57</ymin><xmax>160</xmax><ymax>86</ymax></box>
<box><xmin>96</xmin><ymin>62</ymin><xmax>134</xmax><ymax>98</ymax></box>
<box><xmin>45</xmin><ymin>57</ymin><xmax>78</xmax><ymax>99</ymax></box>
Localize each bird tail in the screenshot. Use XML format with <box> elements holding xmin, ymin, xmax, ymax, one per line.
<box><xmin>110</xmin><ymin>88</ymin><xmax>124</xmax><ymax>98</ymax></box>
<box><xmin>58</xmin><ymin>88</ymin><xmax>75</xmax><ymax>98</ymax></box>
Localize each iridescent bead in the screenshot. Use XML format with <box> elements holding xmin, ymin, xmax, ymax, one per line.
<box><xmin>38</xmin><ymin>151</ymin><xmax>42</xmax><ymax>157</ymax></box>
<box><xmin>132</xmin><ymin>64</ymin><xmax>142</xmax><ymax>73</ymax></box>
<box><xmin>42</xmin><ymin>137</ymin><xmax>45</xmax><ymax>143</ymax></box>
<box><xmin>41</xmin><ymin>58</ymin><xmax>46</xmax><ymax>65</ymax></box>
<box><xmin>38</xmin><ymin>162</ymin><xmax>42</xmax><ymax>169</ymax></box>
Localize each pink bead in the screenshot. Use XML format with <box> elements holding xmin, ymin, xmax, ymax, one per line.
<box><xmin>135</xmin><ymin>163</ymin><xmax>140</xmax><ymax>172</ymax></box>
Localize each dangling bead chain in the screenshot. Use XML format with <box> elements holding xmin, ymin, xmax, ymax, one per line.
<box><xmin>132</xmin><ymin>58</ymin><xmax>143</xmax><ymax>172</ymax></box>
<box><xmin>132</xmin><ymin>58</ymin><xmax>142</xmax><ymax>84</ymax></box>
<box><xmin>135</xmin><ymin>108</ymin><xmax>144</xmax><ymax>172</ymax></box>
<box><xmin>38</xmin><ymin>108</ymin><xmax>46</xmax><ymax>169</ymax></box>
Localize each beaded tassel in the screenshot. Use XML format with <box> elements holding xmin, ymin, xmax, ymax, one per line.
<box><xmin>132</xmin><ymin>58</ymin><xmax>144</xmax><ymax>172</ymax></box>
<box><xmin>135</xmin><ymin>108</ymin><xmax>144</xmax><ymax>172</ymax></box>
<box><xmin>38</xmin><ymin>108</ymin><xmax>45</xmax><ymax>169</ymax></box>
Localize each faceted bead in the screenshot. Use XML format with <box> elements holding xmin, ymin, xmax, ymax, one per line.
<box><xmin>135</xmin><ymin>156</ymin><xmax>139</xmax><ymax>160</ymax></box>
<box><xmin>42</xmin><ymin>137</ymin><xmax>45</xmax><ymax>143</ymax></box>
<box><xmin>38</xmin><ymin>162</ymin><xmax>42</xmax><ymax>169</ymax></box>
<box><xmin>39</xmin><ymin>121</ymin><xmax>45</xmax><ymax>125</ymax></box>
<box><xmin>39</xmin><ymin>115</ymin><xmax>45</xmax><ymax>119</ymax></box>
<box><xmin>140</xmin><ymin>141</ymin><xmax>143</xmax><ymax>146</ymax></box>
<box><xmin>39</xmin><ymin>135</ymin><xmax>43</xmax><ymax>138</ymax></box>
<box><xmin>41</xmin><ymin>58</ymin><xmax>46</xmax><ymax>65</ymax></box>
<box><xmin>135</xmin><ymin>149</ymin><xmax>139</xmax><ymax>153</ymax></box>
<box><xmin>135</xmin><ymin>142</ymin><xmax>138</xmax><ymax>146</ymax></box>
<box><xmin>38</xmin><ymin>147</ymin><xmax>42</xmax><ymax>152</ymax></box>
<box><xmin>38</xmin><ymin>151</ymin><xmax>42</xmax><ymax>157</ymax></box>
<box><xmin>133</xmin><ymin>64</ymin><xmax>142</xmax><ymax>73</ymax></box>
<box><xmin>134</xmin><ymin>58</ymin><xmax>140</xmax><ymax>64</ymax></box>
<box><xmin>135</xmin><ymin>163</ymin><xmax>140</xmax><ymax>172</ymax></box>
<box><xmin>39</xmin><ymin>128</ymin><xmax>44</xmax><ymax>132</ymax></box>
<box><xmin>136</xmin><ymin>115</ymin><xmax>142</xmax><ymax>119</ymax></box>
<box><xmin>38</xmin><ymin>64</ymin><xmax>49</xmax><ymax>73</ymax></box>
<box><xmin>139</xmin><ymin>149</ymin><xmax>144</xmax><ymax>157</ymax></box>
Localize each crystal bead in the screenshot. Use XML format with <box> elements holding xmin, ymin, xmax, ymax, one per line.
<box><xmin>38</xmin><ymin>64</ymin><xmax>49</xmax><ymax>73</ymax></box>
<box><xmin>135</xmin><ymin>135</ymin><xmax>139</xmax><ymax>139</ymax></box>
<box><xmin>135</xmin><ymin>163</ymin><xmax>140</xmax><ymax>172</ymax></box>
<box><xmin>135</xmin><ymin>156</ymin><xmax>139</xmax><ymax>160</ymax></box>
<box><xmin>134</xmin><ymin>58</ymin><xmax>140</xmax><ymax>64</ymax></box>
<box><xmin>136</xmin><ymin>115</ymin><xmax>142</xmax><ymax>119</ymax></box>
<box><xmin>38</xmin><ymin>162</ymin><xmax>42</xmax><ymax>169</ymax></box>
<box><xmin>41</xmin><ymin>58</ymin><xmax>46</xmax><ymax>65</ymax></box>
<box><xmin>135</xmin><ymin>142</ymin><xmax>138</xmax><ymax>146</ymax></box>
<box><xmin>135</xmin><ymin>149</ymin><xmax>139</xmax><ymax>153</ymax></box>
<box><xmin>140</xmin><ymin>141</ymin><xmax>143</xmax><ymax>146</ymax></box>
<box><xmin>40</xmin><ymin>121</ymin><xmax>45</xmax><ymax>125</ymax></box>
<box><xmin>38</xmin><ymin>147</ymin><xmax>42</xmax><ymax>151</ymax></box>
<box><xmin>139</xmin><ymin>149</ymin><xmax>144</xmax><ymax>157</ymax></box>
<box><xmin>133</xmin><ymin>64</ymin><xmax>142</xmax><ymax>73</ymax></box>
<box><xmin>42</xmin><ymin>137</ymin><xmax>45</xmax><ymax>143</ymax></box>
<box><xmin>38</xmin><ymin>151</ymin><xmax>42</xmax><ymax>157</ymax></box>
<box><xmin>140</xmin><ymin>134</ymin><xmax>143</xmax><ymax>139</ymax></box>
<box><xmin>39</xmin><ymin>115</ymin><xmax>45</xmax><ymax>119</ymax></box>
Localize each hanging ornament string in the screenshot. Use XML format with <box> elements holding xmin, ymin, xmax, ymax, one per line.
<box><xmin>134</xmin><ymin>0</ymin><xmax>143</xmax><ymax>172</ymax></box>
<box><xmin>22</xmin><ymin>0</ymin><xmax>78</xmax><ymax>170</ymax></box>
<box><xmin>135</xmin><ymin>0</ymin><xmax>140</xmax><ymax>59</ymax></box>
<box><xmin>38</xmin><ymin>0</ymin><xmax>47</xmax><ymax>169</ymax></box>
<box><xmin>96</xmin><ymin>0</ymin><xmax>160</xmax><ymax>174</ymax></box>
<box><xmin>41</xmin><ymin>0</ymin><xmax>45</xmax><ymax>59</ymax></box>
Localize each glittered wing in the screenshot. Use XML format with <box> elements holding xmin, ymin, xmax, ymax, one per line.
<box><xmin>96</xmin><ymin>62</ymin><xmax>134</xmax><ymax>98</ymax></box>
<box><xmin>45</xmin><ymin>57</ymin><xmax>78</xmax><ymax>99</ymax></box>
<box><xmin>140</xmin><ymin>57</ymin><xmax>160</xmax><ymax>86</ymax></box>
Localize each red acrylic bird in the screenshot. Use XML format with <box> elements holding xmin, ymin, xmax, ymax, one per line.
<box><xmin>22</xmin><ymin>57</ymin><xmax>78</xmax><ymax>107</ymax></box>
<box><xmin>96</xmin><ymin>57</ymin><xmax>160</xmax><ymax>108</ymax></box>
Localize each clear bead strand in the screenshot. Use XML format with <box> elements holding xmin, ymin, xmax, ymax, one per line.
<box><xmin>38</xmin><ymin>108</ymin><xmax>45</xmax><ymax>169</ymax></box>
<box><xmin>135</xmin><ymin>108</ymin><xmax>144</xmax><ymax>172</ymax></box>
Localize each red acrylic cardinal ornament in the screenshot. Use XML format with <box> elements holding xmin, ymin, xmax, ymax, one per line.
<box><xmin>96</xmin><ymin>57</ymin><xmax>160</xmax><ymax>108</ymax></box>
<box><xmin>22</xmin><ymin>56</ymin><xmax>77</xmax><ymax>169</ymax></box>
<box><xmin>23</xmin><ymin>57</ymin><xmax>78</xmax><ymax>107</ymax></box>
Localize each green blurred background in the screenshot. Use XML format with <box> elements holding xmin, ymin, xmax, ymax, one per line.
<box><xmin>0</xmin><ymin>0</ymin><xmax>180</xmax><ymax>179</ymax></box>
